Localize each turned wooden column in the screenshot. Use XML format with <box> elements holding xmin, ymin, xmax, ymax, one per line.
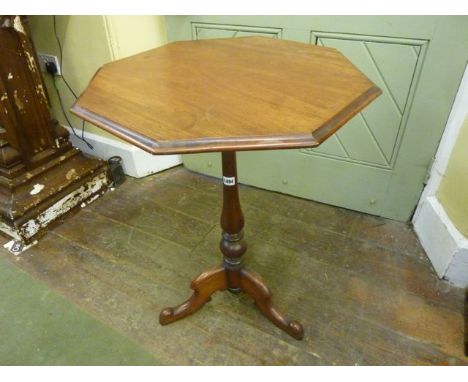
<box><xmin>220</xmin><ymin>151</ymin><xmax>246</xmax><ymax>293</ymax></box>
<box><xmin>0</xmin><ymin>16</ymin><xmax>109</xmax><ymax>243</ymax></box>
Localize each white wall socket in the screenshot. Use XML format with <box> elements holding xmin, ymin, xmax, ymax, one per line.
<box><xmin>37</xmin><ymin>53</ymin><xmax>61</xmax><ymax>76</ymax></box>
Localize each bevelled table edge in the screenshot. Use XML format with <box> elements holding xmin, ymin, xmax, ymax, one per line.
<box><xmin>313</xmin><ymin>85</ymin><xmax>382</xmax><ymax>142</ymax></box>
<box><xmin>70</xmin><ymin>85</ymin><xmax>381</xmax><ymax>155</ymax></box>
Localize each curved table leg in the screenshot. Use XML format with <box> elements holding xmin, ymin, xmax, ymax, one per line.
<box><xmin>159</xmin><ymin>266</ymin><xmax>228</xmax><ymax>325</ymax></box>
<box><xmin>159</xmin><ymin>152</ymin><xmax>304</xmax><ymax>340</ymax></box>
<box><xmin>240</xmin><ymin>269</ymin><xmax>304</xmax><ymax>340</ymax></box>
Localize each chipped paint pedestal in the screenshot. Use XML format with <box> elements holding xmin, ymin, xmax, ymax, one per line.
<box><xmin>0</xmin><ymin>148</ymin><xmax>110</xmax><ymax>244</ymax></box>
<box><xmin>0</xmin><ymin>16</ymin><xmax>110</xmax><ymax>244</ymax></box>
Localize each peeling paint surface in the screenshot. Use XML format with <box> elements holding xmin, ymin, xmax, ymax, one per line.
<box><xmin>1</xmin><ymin>17</ymin><xmax>11</xmax><ymax>28</ymax></box>
<box><xmin>13</xmin><ymin>16</ymin><xmax>26</xmax><ymax>35</ymax></box>
<box><xmin>24</xmin><ymin>50</ymin><xmax>36</xmax><ymax>73</ymax></box>
<box><xmin>65</xmin><ymin>169</ymin><xmax>78</xmax><ymax>180</ymax></box>
<box><xmin>13</xmin><ymin>90</ymin><xmax>24</xmax><ymax>111</ymax></box>
<box><xmin>81</xmin><ymin>193</ymin><xmax>100</xmax><ymax>207</ymax></box>
<box><xmin>36</xmin><ymin>84</ymin><xmax>46</xmax><ymax>101</ymax></box>
<box><xmin>0</xmin><ymin>221</ymin><xmax>22</xmax><ymax>242</ymax></box>
<box><xmin>30</xmin><ymin>184</ymin><xmax>45</xmax><ymax>195</ymax></box>
<box><xmin>22</xmin><ymin>173</ymin><xmax>108</xmax><ymax>239</ymax></box>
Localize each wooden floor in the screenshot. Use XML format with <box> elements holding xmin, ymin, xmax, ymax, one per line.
<box><xmin>1</xmin><ymin>166</ymin><xmax>466</xmax><ymax>365</ymax></box>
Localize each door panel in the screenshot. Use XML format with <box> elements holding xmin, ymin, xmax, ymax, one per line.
<box><xmin>192</xmin><ymin>22</ymin><xmax>282</xmax><ymax>40</ymax></box>
<box><xmin>166</xmin><ymin>16</ymin><xmax>468</xmax><ymax>220</ymax></box>
<box><xmin>307</xmin><ymin>33</ymin><xmax>427</xmax><ymax>170</ymax></box>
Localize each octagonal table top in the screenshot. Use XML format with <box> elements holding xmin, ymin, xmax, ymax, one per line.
<box><xmin>71</xmin><ymin>36</ymin><xmax>381</xmax><ymax>155</ymax></box>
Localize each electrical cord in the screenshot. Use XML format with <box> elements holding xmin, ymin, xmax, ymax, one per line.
<box><xmin>53</xmin><ymin>15</ymin><xmax>78</xmax><ymax>99</ymax></box>
<box><xmin>51</xmin><ymin>15</ymin><xmax>93</xmax><ymax>150</ymax></box>
<box><xmin>51</xmin><ymin>76</ymin><xmax>83</xmax><ymax>144</ymax></box>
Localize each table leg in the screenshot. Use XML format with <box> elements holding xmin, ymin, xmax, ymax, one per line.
<box><xmin>159</xmin><ymin>151</ymin><xmax>304</xmax><ymax>340</ymax></box>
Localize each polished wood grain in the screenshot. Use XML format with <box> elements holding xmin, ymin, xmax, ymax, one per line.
<box><xmin>71</xmin><ymin>37</ymin><xmax>381</xmax><ymax>154</ymax></box>
<box><xmin>159</xmin><ymin>265</ymin><xmax>228</xmax><ymax>325</ymax></box>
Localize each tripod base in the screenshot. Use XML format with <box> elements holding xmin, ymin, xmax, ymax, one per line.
<box><xmin>159</xmin><ymin>265</ymin><xmax>304</xmax><ymax>340</ymax></box>
<box><xmin>160</xmin><ymin>151</ymin><xmax>304</xmax><ymax>340</ymax></box>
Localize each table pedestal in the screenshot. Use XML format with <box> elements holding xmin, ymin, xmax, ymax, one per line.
<box><xmin>159</xmin><ymin>151</ymin><xmax>304</xmax><ymax>340</ymax></box>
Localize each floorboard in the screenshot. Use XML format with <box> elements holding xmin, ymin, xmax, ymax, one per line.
<box><xmin>0</xmin><ymin>166</ymin><xmax>466</xmax><ymax>365</ymax></box>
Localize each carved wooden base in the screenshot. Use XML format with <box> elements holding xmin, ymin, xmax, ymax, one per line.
<box><xmin>159</xmin><ymin>265</ymin><xmax>304</xmax><ymax>340</ymax></box>
<box><xmin>0</xmin><ymin>148</ymin><xmax>110</xmax><ymax>244</ymax></box>
<box><xmin>0</xmin><ymin>17</ymin><xmax>111</xmax><ymax>245</ymax></box>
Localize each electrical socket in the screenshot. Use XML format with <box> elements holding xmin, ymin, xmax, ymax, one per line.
<box><xmin>37</xmin><ymin>53</ymin><xmax>61</xmax><ymax>76</ymax></box>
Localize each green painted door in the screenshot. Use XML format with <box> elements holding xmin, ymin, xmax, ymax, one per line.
<box><xmin>165</xmin><ymin>16</ymin><xmax>468</xmax><ymax>221</ymax></box>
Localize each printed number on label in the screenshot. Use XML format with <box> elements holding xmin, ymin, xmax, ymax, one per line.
<box><xmin>223</xmin><ymin>176</ymin><xmax>236</xmax><ymax>186</ymax></box>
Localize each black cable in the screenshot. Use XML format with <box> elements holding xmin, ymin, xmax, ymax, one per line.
<box><xmin>53</xmin><ymin>15</ymin><xmax>78</xmax><ymax>99</ymax></box>
<box><xmin>52</xmin><ymin>76</ymin><xmax>93</xmax><ymax>150</ymax></box>
<box><xmin>51</xmin><ymin>15</ymin><xmax>93</xmax><ymax>150</ymax></box>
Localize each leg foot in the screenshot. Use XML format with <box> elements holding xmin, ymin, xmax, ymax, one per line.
<box><xmin>159</xmin><ymin>266</ymin><xmax>227</xmax><ymax>325</ymax></box>
<box><xmin>240</xmin><ymin>269</ymin><xmax>304</xmax><ymax>340</ymax></box>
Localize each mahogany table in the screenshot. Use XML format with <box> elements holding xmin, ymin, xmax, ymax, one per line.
<box><xmin>71</xmin><ymin>37</ymin><xmax>381</xmax><ymax>340</ymax></box>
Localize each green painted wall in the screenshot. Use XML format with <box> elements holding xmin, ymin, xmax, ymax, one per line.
<box><xmin>28</xmin><ymin>16</ymin><xmax>167</xmax><ymax>141</ymax></box>
<box><xmin>29</xmin><ymin>16</ymin><xmax>114</xmax><ymax>138</ymax></box>
<box><xmin>437</xmin><ymin>117</ymin><xmax>468</xmax><ymax>237</ymax></box>
<box><xmin>103</xmin><ymin>16</ymin><xmax>167</xmax><ymax>59</ymax></box>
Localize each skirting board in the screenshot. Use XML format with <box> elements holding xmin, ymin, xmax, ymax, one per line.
<box><xmin>414</xmin><ymin>196</ymin><xmax>468</xmax><ymax>288</ymax></box>
<box><xmin>66</xmin><ymin>127</ymin><xmax>182</xmax><ymax>178</ymax></box>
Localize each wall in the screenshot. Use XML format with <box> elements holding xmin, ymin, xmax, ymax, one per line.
<box><xmin>413</xmin><ymin>64</ymin><xmax>468</xmax><ymax>287</ymax></box>
<box><xmin>29</xmin><ymin>15</ymin><xmax>167</xmax><ymax>138</ymax></box>
<box><xmin>29</xmin><ymin>16</ymin><xmax>113</xmax><ymax>138</ymax></box>
<box><xmin>437</xmin><ymin>117</ymin><xmax>468</xmax><ymax>237</ymax></box>
<box><xmin>28</xmin><ymin>16</ymin><xmax>181</xmax><ymax>177</ymax></box>
<box><xmin>103</xmin><ymin>16</ymin><xmax>167</xmax><ymax>60</ymax></box>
